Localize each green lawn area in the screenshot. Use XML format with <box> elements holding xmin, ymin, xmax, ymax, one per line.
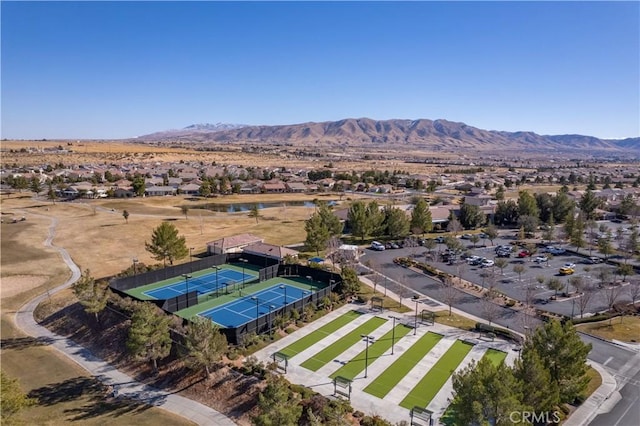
<box><xmin>363</xmin><ymin>332</ymin><xmax>444</xmax><ymax>399</ymax></box>
<box><xmin>329</xmin><ymin>325</ymin><xmax>413</xmax><ymax>380</ymax></box>
<box><xmin>482</xmin><ymin>348</ymin><xmax>507</xmax><ymax>366</ymax></box>
<box><xmin>278</xmin><ymin>310</ymin><xmax>363</xmax><ymax>358</ymax></box>
<box><xmin>399</xmin><ymin>340</ymin><xmax>474</xmax><ymax>409</ymax></box>
<box><xmin>300</xmin><ymin>316</ymin><xmax>387</xmax><ymax>372</ymax></box>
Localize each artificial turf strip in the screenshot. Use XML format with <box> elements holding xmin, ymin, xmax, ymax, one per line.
<box><xmin>329</xmin><ymin>325</ymin><xmax>413</xmax><ymax>381</ymax></box>
<box><xmin>278</xmin><ymin>310</ymin><xmax>363</xmax><ymax>359</ymax></box>
<box><xmin>363</xmin><ymin>332</ymin><xmax>444</xmax><ymax>399</ymax></box>
<box><xmin>482</xmin><ymin>348</ymin><xmax>507</xmax><ymax>366</ymax></box>
<box><xmin>399</xmin><ymin>340</ymin><xmax>474</xmax><ymax>410</ymax></box>
<box><xmin>300</xmin><ymin>316</ymin><xmax>388</xmax><ymax>372</ymax></box>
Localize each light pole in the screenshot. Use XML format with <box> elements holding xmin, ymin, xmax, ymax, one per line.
<box><xmin>361</xmin><ymin>335</ymin><xmax>374</xmax><ymax>378</ymax></box>
<box><xmin>212</xmin><ymin>266</ymin><xmax>220</xmax><ymax>297</ymax></box>
<box><xmin>384</xmin><ymin>276</ymin><xmax>387</xmax><ymax>297</ymax></box>
<box><xmin>412</xmin><ymin>295</ymin><xmax>420</xmax><ymax>335</ymax></box>
<box><xmin>306</xmin><ymin>275</ymin><xmax>313</xmax><ymax>291</ymax></box>
<box><xmin>390</xmin><ymin>315</ymin><xmax>401</xmax><ymax>355</ymax></box>
<box><xmin>302</xmin><ymin>290</ymin><xmax>310</xmax><ymax>321</ymax></box>
<box><xmin>280</xmin><ymin>285</ymin><xmax>288</xmax><ymax>307</ymax></box>
<box><xmin>269</xmin><ymin>305</ymin><xmax>276</xmax><ymax>338</ymax></box>
<box><xmin>181</xmin><ymin>274</ymin><xmax>192</xmax><ymax>307</ymax></box>
<box><xmin>189</xmin><ymin>247</ymin><xmax>194</xmax><ymax>263</ymax></box>
<box><xmin>132</xmin><ymin>257</ymin><xmax>138</xmax><ymax>275</ymax></box>
<box><xmin>240</xmin><ymin>258</ymin><xmax>248</xmax><ymax>288</ymax></box>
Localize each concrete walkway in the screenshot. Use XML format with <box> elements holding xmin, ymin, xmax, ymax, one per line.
<box><xmin>13</xmin><ymin>215</ymin><xmax>236</xmax><ymax>426</ymax></box>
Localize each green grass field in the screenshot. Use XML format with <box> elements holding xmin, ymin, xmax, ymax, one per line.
<box><xmin>329</xmin><ymin>325</ymin><xmax>413</xmax><ymax>381</ymax></box>
<box><xmin>278</xmin><ymin>310</ymin><xmax>363</xmax><ymax>358</ymax></box>
<box><xmin>482</xmin><ymin>348</ymin><xmax>507</xmax><ymax>366</ymax></box>
<box><xmin>363</xmin><ymin>332</ymin><xmax>444</xmax><ymax>399</ymax></box>
<box><xmin>300</xmin><ymin>316</ymin><xmax>387</xmax><ymax>372</ymax></box>
<box><xmin>399</xmin><ymin>340</ymin><xmax>474</xmax><ymax>410</ymax></box>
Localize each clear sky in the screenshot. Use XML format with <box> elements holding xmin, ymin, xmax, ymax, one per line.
<box><xmin>2</xmin><ymin>1</ymin><xmax>638</xmax><ymax>140</ymax></box>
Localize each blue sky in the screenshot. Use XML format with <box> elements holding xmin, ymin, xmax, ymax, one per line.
<box><xmin>2</xmin><ymin>1</ymin><xmax>638</xmax><ymax>140</ymax></box>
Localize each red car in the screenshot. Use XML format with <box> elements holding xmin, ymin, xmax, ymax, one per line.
<box><xmin>517</xmin><ymin>250</ymin><xmax>530</xmax><ymax>258</ymax></box>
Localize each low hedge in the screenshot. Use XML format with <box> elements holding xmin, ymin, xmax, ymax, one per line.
<box><xmin>476</xmin><ymin>322</ymin><xmax>523</xmax><ymax>344</ymax></box>
<box><xmin>571</xmin><ymin>312</ymin><xmax>621</xmax><ymax>325</ymax></box>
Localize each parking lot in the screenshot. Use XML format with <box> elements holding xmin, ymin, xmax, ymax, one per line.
<box><xmin>362</xmin><ymin>229</ymin><xmax>637</xmax><ymax>323</ymax></box>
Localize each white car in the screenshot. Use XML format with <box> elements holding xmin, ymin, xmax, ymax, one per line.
<box><xmin>370</xmin><ymin>241</ymin><xmax>385</xmax><ymax>251</ymax></box>
<box><xmin>534</xmin><ymin>256</ymin><xmax>548</xmax><ymax>263</ymax></box>
<box><xmin>563</xmin><ymin>262</ymin><xmax>576</xmax><ymax>269</ymax></box>
<box><xmin>481</xmin><ymin>259</ymin><xmax>495</xmax><ymax>268</ymax></box>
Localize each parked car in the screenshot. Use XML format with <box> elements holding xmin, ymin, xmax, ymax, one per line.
<box><xmin>563</xmin><ymin>262</ymin><xmax>576</xmax><ymax>269</ymax></box>
<box><xmin>534</xmin><ymin>256</ymin><xmax>548</xmax><ymax>263</ymax></box>
<box><xmin>461</xmin><ymin>234</ymin><xmax>472</xmax><ymax>240</ymax></box>
<box><xmin>548</xmin><ymin>247</ymin><xmax>566</xmax><ymax>255</ymax></box>
<box><xmin>559</xmin><ymin>266</ymin><xmax>575</xmax><ymax>275</ymax></box>
<box><xmin>587</xmin><ymin>256</ymin><xmax>603</xmax><ymax>264</ymax></box>
<box><xmin>496</xmin><ymin>250</ymin><xmax>511</xmax><ymax>258</ymax></box>
<box><xmin>517</xmin><ymin>250</ymin><xmax>531</xmax><ymax>258</ymax></box>
<box><xmin>435</xmin><ymin>236</ymin><xmax>445</xmax><ymax>243</ymax></box>
<box><xmin>371</xmin><ymin>241</ymin><xmax>385</xmax><ymax>251</ymax></box>
<box><xmin>390</xmin><ymin>242</ymin><xmax>400</xmax><ymax>249</ymax></box>
<box><xmin>481</xmin><ymin>259</ymin><xmax>495</xmax><ymax>268</ymax></box>
<box><xmin>466</xmin><ymin>255</ymin><xmax>482</xmax><ymax>265</ymax></box>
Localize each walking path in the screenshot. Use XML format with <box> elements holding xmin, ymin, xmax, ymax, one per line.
<box><xmin>13</xmin><ymin>214</ymin><xmax>236</xmax><ymax>426</ymax></box>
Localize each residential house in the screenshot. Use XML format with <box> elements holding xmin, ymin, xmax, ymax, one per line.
<box><xmin>207</xmin><ymin>233</ymin><xmax>264</xmax><ymax>255</ymax></box>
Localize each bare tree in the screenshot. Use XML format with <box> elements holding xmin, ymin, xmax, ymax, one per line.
<box><xmin>513</xmin><ymin>264</ymin><xmax>526</xmax><ymax>282</ymax></box>
<box><xmin>440</xmin><ymin>275</ymin><xmax>459</xmax><ymax>316</ymax></box>
<box><xmin>494</xmin><ymin>258</ymin><xmax>509</xmax><ymax>276</ymax></box>
<box><xmin>603</xmin><ymin>285</ymin><xmax>623</xmax><ymax>325</ymax></box>
<box><xmin>481</xmin><ymin>286</ymin><xmax>501</xmax><ymax>325</ymax></box>
<box><xmin>627</xmin><ymin>281</ymin><xmax>640</xmax><ymax>309</ymax></box>
<box><xmin>597</xmin><ymin>267</ymin><xmax>612</xmax><ymax>289</ymax></box>
<box><xmin>576</xmin><ymin>283</ymin><xmax>596</xmax><ymax>319</ymax></box>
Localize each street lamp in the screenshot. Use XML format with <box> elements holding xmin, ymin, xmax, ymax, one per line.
<box><xmin>212</xmin><ymin>266</ymin><xmax>221</xmax><ymax>297</ymax></box>
<box><xmin>306</xmin><ymin>275</ymin><xmax>313</xmax><ymax>291</ymax></box>
<box><xmin>389</xmin><ymin>315</ymin><xmax>401</xmax><ymax>355</ymax></box>
<box><xmin>280</xmin><ymin>285</ymin><xmax>288</xmax><ymax>307</ymax></box>
<box><xmin>361</xmin><ymin>335</ymin><xmax>374</xmax><ymax>378</ymax></box>
<box><xmin>189</xmin><ymin>247</ymin><xmax>194</xmax><ymax>263</ymax></box>
<box><xmin>412</xmin><ymin>295</ymin><xmax>420</xmax><ymax>335</ymax></box>
<box><xmin>384</xmin><ymin>276</ymin><xmax>387</xmax><ymax>297</ymax></box>
<box><xmin>181</xmin><ymin>274</ymin><xmax>192</xmax><ymax>307</ymax></box>
<box><xmin>132</xmin><ymin>257</ymin><xmax>138</xmax><ymax>275</ymax></box>
<box><xmin>239</xmin><ymin>258</ymin><xmax>248</xmax><ymax>288</ymax></box>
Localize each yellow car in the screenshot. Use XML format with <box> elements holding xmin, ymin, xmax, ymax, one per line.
<box><xmin>559</xmin><ymin>266</ymin><xmax>575</xmax><ymax>275</ymax></box>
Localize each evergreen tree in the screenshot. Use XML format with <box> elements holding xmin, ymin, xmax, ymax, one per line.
<box><xmin>317</xmin><ymin>202</ymin><xmax>343</xmax><ymax>236</ymax></box>
<box><xmin>126</xmin><ymin>302</ymin><xmax>172</xmax><ymax>372</ymax></box>
<box><xmin>384</xmin><ymin>206</ymin><xmax>410</xmax><ymax>239</ymax></box>
<box><xmin>410</xmin><ymin>198</ymin><xmax>433</xmax><ymax>234</ymax></box>
<box><xmin>552</xmin><ymin>191</ymin><xmax>575</xmax><ymax>223</ymax></box>
<box><xmin>144</xmin><ymin>222</ymin><xmax>189</xmax><ymax>266</ymax></box>
<box><xmin>518</xmin><ymin>190</ymin><xmax>540</xmax><ymax>218</ymax></box>
<box><xmin>337</xmin><ymin>267</ymin><xmax>360</xmax><ymax>296</ymax></box>
<box><xmin>29</xmin><ymin>176</ymin><xmax>42</xmax><ymax>194</ymax></box>
<box><xmin>514</xmin><ymin>349</ymin><xmax>560</xmax><ymax>413</ymax></box>
<box><xmin>71</xmin><ymin>269</ymin><xmax>109</xmax><ymax>323</ymax></box>
<box><xmin>304</xmin><ymin>213</ymin><xmax>330</xmax><ymax>256</ymax></box>
<box><xmin>578</xmin><ymin>189</ymin><xmax>602</xmax><ymax>220</ymax></box>
<box><xmin>525</xmin><ymin>320</ymin><xmax>591</xmax><ymax>404</ymax></box>
<box><xmin>347</xmin><ymin>200</ymin><xmax>369</xmax><ymax>241</ymax></box>
<box><xmin>450</xmin><ymin>358</ymin><xmax>524</xmax><ymax>426</ymax></box>
<box><xmin>248</xmin><ymin>204</ymin><xmax>260</xmax><ymax>223</ymax></box>
<box><xmin>253</xmin><ymin>374</ymin><xmax>303</xmax><ymax>426</ymax></box>
<box><xmin>122</xmin><ymin>209</ymin><xmax>130</xmax><ymax>224</ymax></box>
<box><xmin>484</xmin><ymin>223</ymin><xmax>499</xmax><ymax>246</ymax></box>
<box><xmin>459</xmin><ymin>203</ymin><xmax>486</xmax><ymax>229</ymax></box>
<box><xmin>183</xmin><ymin>317</ymin><xmax>228</xmax><ymax>377</ymax></box>
<box><xmin>1</xmin><ymin>370</ymin><xmax>35</xmax><ymax>423</ymax></box>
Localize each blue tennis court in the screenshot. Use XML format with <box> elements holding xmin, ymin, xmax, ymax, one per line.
<box><xmin>143</xmin><ymin>269</ymin><xmax>255</xmax><ymax>299</ymax></box>
<box><xmin>198</xmin><ymin>284</ymin><xmax>311</xmax><ymax>328</ymax></box>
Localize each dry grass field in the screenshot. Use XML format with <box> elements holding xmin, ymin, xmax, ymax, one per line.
<box><xmin>0</xmin><ymin>197</ymin><xmax>195</xmax><ymax>425</ymax></box>
<box><xmin>576</xmin><ymin>316</ymin><xmax>640</xmax><ymax>343</ymax></box>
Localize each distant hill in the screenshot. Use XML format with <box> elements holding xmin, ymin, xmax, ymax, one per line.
<box><xmin>137</xmin><ymin>118</ymin><xmax>639</xmax><ymax>152</ymax></box>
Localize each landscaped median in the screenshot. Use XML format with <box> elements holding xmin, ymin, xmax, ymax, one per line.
<box><xmin>399</xmin><ymin>340</ymin><xmax>474</xmax><ymax>409</ymax></box>
<box><xmin>363</xmin><ymin>332</ymin><xmax>444</xmax><ymax>399</ymax></box>
<box><xmin>278</xmin><ymin>310</ymin><xmax>363</xmax><ymax>358</ymax></box>
<box><xmin>300</xmin><ymin>316</ymin><xmax>387</xmax><ymax>371</ymax></box>
<box><xmin>329</xmin><ymin>324</ymin><xmax>413</xmax><ymax>380</ymax></box>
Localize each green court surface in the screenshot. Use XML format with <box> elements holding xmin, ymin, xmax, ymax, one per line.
<box><xmin>363</xmin><ymin>332</ymin><xmax>444</xmax><ymax>399</ymax></box>
<box><xmin>278</xmin><ymin>311</ymin><xmax>363</xmax><ymax>359</ymax></box>
<box><xmin>329</xmin><ymin>324</ymin><xmax>413</xmax><ymax>380</ymax></box>
<box><xmin>300</xmin><ymin>316</ymin><xmax>387</xmax><ymax>372</ymax></box>
<box><xmin>482</xmin><ymin>348</ymin><xmax>507</xmax><ymax>366</ymax></box>
<box><xmin>399</xmin><ymin>340</ymin><xmax>474</xmax><ymax>409</ymax></box>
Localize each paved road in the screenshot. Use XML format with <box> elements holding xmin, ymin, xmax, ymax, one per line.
<box><xmin>13</xmin><ymin>213</ymin><xmax>236</xmax><ymax>426</ymax></box>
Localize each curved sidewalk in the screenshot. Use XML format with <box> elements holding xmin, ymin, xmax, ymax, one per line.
<box><xmin>14</xmin><ymin>215</ymin><xmax>236</xmax><ymax>426</ymax></box>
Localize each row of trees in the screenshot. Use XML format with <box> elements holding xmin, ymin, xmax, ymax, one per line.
<box><xmin>450</xmin><ymin>320</ymin><xmax>591</xmax><ymax>425</ymax></box>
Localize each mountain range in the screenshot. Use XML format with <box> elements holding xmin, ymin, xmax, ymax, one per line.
<box><xmin>137</xmin><ymin>118</ymin><xmax>639</xmax><ymax>153</ymax></box>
